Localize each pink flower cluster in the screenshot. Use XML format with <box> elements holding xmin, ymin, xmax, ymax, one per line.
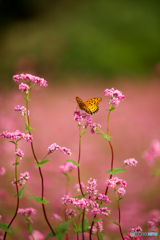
<box><xmin>106</xmin><ymin>177</ymin><xmax>127</xmax><ymax>197</ymax></box>
<box><xmin>0</xmin><ymin>130</ymin><xmax>33</xmax><ymax>142</ymax></box>
<box><xmin>124</xmin><ymin>158</ymin><xmax>138</xmax><ymax>167</ymax></box>
<box><xmin>148</xmin><ymin>209</ymin><xmax>160</xmax><ymax>232</ymax></box>
<box><xmin>74</xmin><ymin>111</ymin><xmax>101</xmax><ymax>134</ymax></box>
<box><xmin>86</xmin><ymin>178</ymin><xmax>98</xmax><ymax>195</ymax></box>
<box><xmin>123</xmin><ymin>226</ymin><xmax>143</xmax><ymax>240</ymax></box>
<box><xmin>17</xmin><ymin>207</ymin><xmax>37</xmax><ymax>217</ymax></box>
<box><xmin>52</xmin><ymin>213</ymin><xmax>62</xmax><ymax>221</ymax></box>
<box><xmin>65</xmin><ymin>209</ymin><xmax>77</xmax><ymax>219</ymax></box>
<box><xmin>89</xmin><ymin>221</ymin><xmax>103</xmax><ymax>234</ymax></box>
<box><xmin>0</xmin><ymin>167</ymin><xmax>6</xmax><ymax>176</ymax></box>
<box><xmin>74</xmin><ymin>182</ymin><xmax>85</xmax><ymax>192</ymax></box>
<box><xmin>15</xmin><ymin>148</ymin><xmax>24</xmax><ymax>159</ymax></box>
<box><xmin>19</xmin><ymin>83</ymin><xmax>30</xmax><ymax>93</ymax></box>
<box><xmin>14</xmin><ymin>105</ymin><xmax>29</xmax><ymax>116</ymax></box>
<box><xmin>104</xmin><ymin>87</ymin><xmax>125</xmax><ymax>107</ymax></box>
<box><xmin>143</xmin><ymin>139</ymin><xmax>160</xmax><ymax>164</ymax></box>
<box><xmin>12</xmin><ymin>171</ymin><xmax>30</xmax><ymax>186</ymax></box>
<box><xmin>47</xmin><ymin>143</ymin><xmax>72</xmax><ymax>156</ymax></box>
<box><xmin>13</xmin><ymin>73</ymin><xmax>48</xmax><ymax>87</ymax></box>
<box><xmin>28</xmin><ymin>230</ymin><xmax>44</xmax><ymax>240</ymax></box>
<box><xmin>59</xmin><ymin>162</ymin><xmax>77</xmax><ymax>173</ymax></box>
<box><xmin>63</xmin><ymin>195</ymin><xmax>111</xmax><ymax>218</ymax></box>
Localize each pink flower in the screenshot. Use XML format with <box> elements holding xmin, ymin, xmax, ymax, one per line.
<box><xmin>89</xmin><ymin>221</ymin><xmax>103</xmax><ymax>234</ymax></box>
<box><xmin>14</xmin><ymin>105</ymin><xmax>29</xmax><ymax>116</ymax></box>
<box><xmin>0</xmin><ymin>130</ymin><xmax>33</xmax><ymax>142</ymax></box>
<box><xmin>0</xmin><ymin>167</ymin><xmax>6</xmax><ymax>176</ymax></box>
<box><xmin>106</xmin><ymin>177</ymin><xmax>127</xmax><ymax>188</ymax></box>
<box><xmin>124</xmin><ymin>158</ymin><xmax>138</xmax><ymax>167</ymax></box>
<box><xmin>117</xmin><ymin>187</ymin><xmax>126</xmax><ymax>196</ymax></box>
<box><xmin>65</xmin><ymin>209</ymin><xmax>77</xmax><ymax>219</ymax></box>
<box><xmin>18</xmin><ymin>207</ymin><xmax>36</xmax><ymax>217</ymax></box>
<box><xmin>87</xmin><ymin>178</ymin><xmax>98</xmax><ymax>195</ymax></box>
<box><xmin>19</xmin><ymin>83</ymin><xmax>30</xmax><ymax>92</ymax></box>
<box><xmin>104</xmin><ymin>87</ymin><xmax>125</xmax><ymax>107</ymax></box>
<box><xmin>143</xmin><ymin>139</ymin><xmax>160</xmax><ymax>164</ymax></box>
<box><xmin>123</xmin><ymin>226</ymin><xmax>143</xmax><ymax>240</ymax></box>
<box><xmin>12</xmin><ymin>171</ymin><xmax>30</xmax><ymax>186</ymax></box>
<box><xmin>59</xmin><ymin>162</ymin><xmax>77</xmax><ymax>173</ymax></box>
<box><xmin>28</xmin><ymin>230</ymin><xmax>45</xmax><ymax>240</ymax></box>
<box><xmin>15</xmin><ymin>148</ymin><xmax>24</xmax><ymax>158</ymax></box>
<box><xmin>74</xmin><ymin>182</ymin><xmax>85</xmax><ymax>192</ymax></box>
<box><xmin>52</xmin><ymin>213</ymin><xmax>62</xmax><ymax>221</ymax></box>
<box><xmin>91</xmin><ymin>207</ymin><xmax>101</xmax><ymax>215</ymax></box>
<box><xmin>96</xmin><ymin>193</ymin><xmax>111</xmax><ymax>203</ymax></box>
<box><xmin>13</xmin><ymin>73</ymin><xmax>48</xmax><ymax>87</ymax></box>
<box><xmin>100</xmin><ymin>207</ymin><xmax>111</xmax><ymax>216</ymax></box>
<box><xmin>47</xmin><ymin>143</ymin><xmax>72</xmax><ymax>156</ymax></box>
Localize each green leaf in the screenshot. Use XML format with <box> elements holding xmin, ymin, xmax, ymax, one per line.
<box><xmin>13</xmin><ymin>162</ymin><xmax>20</xmax><ymax>166</ymax></box>
<box><xmin>80</xmin><ymin>132</ymin><xmax>87</xmax><ymax>136</ymax></box>
<box><xmin>63</xmin><ymin>172</ymin><xmax>71</xmax><ymax>179</ymax></box>
<box><xmin>25</xmin><ymin>122</ymin><xmax>34</xmax><ymax>132</ymax></box>
<box><xmin>78</xmin><ymin>217</ymin><xmax>90</xmax><ymax>233</ymax></box>
<box><xmin>92</xmin><ymin>218</ymin><xmax>102</xmax><ymax>222</ymax></box>
<box><xmin>14</xmin><ymin>187</ymin><xmax>25</xmax><ymax>199</ymax></box>
<box><xmin>46</xmin><ymin>220</ymin><xmax>71</xmax><ymax>239</ymax></box>
<box><xmin>110</xmin><ymin>221</ymin><xmax>120</xmax><ymax>226</ymax></box>
<box><xmin>66</xmin><ymin>160</ymin><xmax>80</xmax><ymax>166</ymax></box>
<box><xmin>24</xmin><ymin>97</ymin><xmax>31</xmax><ymax>101</ymax></box>
<box><xmin>100</xmin><ymin>233</ymin><xmax>104</xmax><ymax>240</ymax></box>
<box><xmin>96</xmin><ymin>133</ymin><xmax>111</xmax><ymax>141</ymax></box>
<box><xmin>28</xmin><ymin>196</ymin><xmax>49</xmax><ymax>204</ymax></box>
<box><xmin>36</xmin><ymin>159</ymin><xmax>51</xmax><ymax>168</ymax></box>
<box><xmin>72</xmin><ymin>223</ymin><xmax>77</xmax><ymax>232</ymax></box>
<box><xmin>110</xmin><ymin>107</ymin><xmax>116</xmax><ymax>112</ymax></box>
<box><xmin>27</xmin><ymin>222</ymin><xmax>33</xmax><ymax>233</ymax></box>
<box><xmin>9</xmin><ymin>141</ymin><xmax>17</xmax><ymax>145</ymax></box>
<box><xmin>73</xmin><ymin>192</ymin><xmax>88</xmax><ymax>199</ymax></box>
<box><xmin>117</xmin><ymin>197</ymin><xmax>123</xmax><ymax>202</ymax></box>
<box><xmin>0</xmin><ymin>223</ymin><xmax>12</xmax><ymax>233</ymax></box>
<box><xmin>106</xmin><ymin>168</ymin><xmax>127</xmax><ymax>175</ymax></box>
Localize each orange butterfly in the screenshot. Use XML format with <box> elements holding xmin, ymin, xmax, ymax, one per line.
<box><xmin>76</xmin><ymin>97</ymin><xmax>102</xmax><ymax>115</ymax></box>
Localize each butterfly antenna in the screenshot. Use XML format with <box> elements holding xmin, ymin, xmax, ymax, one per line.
<box><xmin>68</xmin><ymin>99</ymin><xmax>75</xmax><ymax>103</ymax></box>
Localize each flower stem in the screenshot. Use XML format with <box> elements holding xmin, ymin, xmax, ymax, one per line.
<box><xmin>3</xmin><ymin>145</ymin><xmax>19</xmax><ymax>240</ymax></box>
<box><xmin>26</xmin><ymin>94</ymin><xmax>55</xmax><ymax>237</ymax></box>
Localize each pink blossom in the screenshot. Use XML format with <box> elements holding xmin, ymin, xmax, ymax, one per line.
<box><xmin>47</xmin><ymin>143</ymin><xmax>72</xmax><ymax>156</ymax></box>
<box><xmin>13</xmin><ymin>73</ymin><xmax>48</xmax><ymax>87</ymax></box>
<box><xmin>106</xmin><ymin>177</ymin><xmax>127</xmax><ymax>188</ymax></box>
<box><xmin>18</xmin><ymin>207</ymin><xmax>36</xmax><ymax>217</ymax></box>
<box><xmin>117</xmin><ymin>187</ymin><xmax>126</xmax><ymax>196</ymax></box>
<box><xmin>14</xmin><ymin>105</ymin><xmax>29</xmax><ymax>116</ymax></box>
<box><xmin>89</xmin><ymin>221</ymin><xmax>103</xmax><ymax>234</ymax></box>
<box><xmin>89</xmin><ymin>123</ymin><xmax>101</xmax><ymax>134</ymax></box>
<box><xmin>59</xmin><ymin>162</ymin><xmax>77</xmax><ymax>173</ymax></box>
<box><xmin>124</xmin><ymin>158</ymin><xmax>138</xmax><ymax>167</ymax></box>
<box><xmin>52</xmin><ymin>213</ymin><xmax>62</xmax><ymax>221</ymax></box>
<box><xmin>12</xmin><ymin>171</ymin><xmax>30</xmax><ymax>186</ymax></box>
<box><xmin>0</xmin><ymin>130</ymin><xmax>33</xmax><ymax>143</ymax></box>
<box><xmin>87</xmin><ymin>178</ymin><xmax>98</xmax><ymax>195</ymax></box>
<box><xmin>96</xmin><ymin>193</ymin><xmax>111</xmax><ymax>203</ymax></box>
<box><xmin>15</xmin><ymin>148</ymin><xmax>24</xmax><ymax>158</ymax></box>
<box><xmin>65</xmin><ymin>209</ymin><xmax>77</xmax><ymax>219</ymax></box>
<box><xmin>123</xmin><ymin>226</ymin><xmax>143</xmax><ymax>240</ymax></box>
<box><xmin>19</xmin><ymin>83</ymin><xmax>29</xmax><ymax>92</ymax></box>
<box><xmin>28</xmin><ymin>230</ymin><xmax>45</xmax><ymax>240</ymax></box>
<box><xmin>143</xmin><ymin>139</ymin><xmax>160</xmax><ymax>164</ymax></box>
<box><xmin>91</xmin><ymin>207</ymin><xmax>101</xmax><ymax>215</ymax></box>
<box><xmin>100</xmin><ymin>207</ymin><xmax>111</xmax><ymax>216</ymax></box>
<box><xmin>74</xmin><ymin>182</ymin><xmax>85</xmax><ymax>192</ymax></box>
<box><xmin>104</xmin><ymin>87</ymin><xmax>125</xmax><ymax>107</ymax></box>
<box><xmin>0</xmin><ymin>167</ymin><xmax>6</xmax><ymax>176</ymax></box>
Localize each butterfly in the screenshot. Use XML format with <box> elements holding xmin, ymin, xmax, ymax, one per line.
<box><xmin>76</xmin><ymin>97</ymin><xmax>102</xmax><ymax>115</ymax></box>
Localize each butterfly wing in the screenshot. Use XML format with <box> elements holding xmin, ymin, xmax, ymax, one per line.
<box><xmin>76</xmin><ymin>97</ymin><xmax>92</xmax><ymax>114</ymax></box>
<box><xmin>84</xmin><ymin>97</ymin><xmax>102</xmax><ymax>114</ymax></box>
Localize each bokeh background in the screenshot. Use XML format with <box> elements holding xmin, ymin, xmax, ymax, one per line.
<box><xmin>0</xmin><ymin>0</ymin><xmax>160</xmax><ymax>239</ymax></box>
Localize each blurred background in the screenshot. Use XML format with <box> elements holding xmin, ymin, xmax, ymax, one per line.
<box><xmin>0</xmin><ymin>0</ymin><xmax>160</xmax><ymax>239</ymax></box>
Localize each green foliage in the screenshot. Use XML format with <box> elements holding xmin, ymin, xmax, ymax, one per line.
<box><xmin>66</xmin><ymin>160</ymin><xmax>80</xmax><ymax>166</ymax></box>
<box><xmin>36</xmin><ymin>159</ymin><xmax>51</xmax><ymax>168</ymax></box>
<box><xmin>13</xmin><ymin>162</ymin><xmax>20</xmax><ymax>166</ymax></box>
<box><xmin>14</xmin><ymin>187</ymin><xmax>25</xmax><ymax>199</ymax></box>
<box><xmin>111</xmin><ymin>221</ymin><xmax>120</xmax><ymax>226</ymax></box>
<box><xmin>28</xmin><ymin>196</ymin><xmax>49</xmax><ymax>204</ymax></box>
<box><xmin>63</xmin><ymin>172</ymin><xmax>71</xmax><ymax>179</ymax></box>
<box><xmin>77</xmin><ymin>217</ymin><xmax>90</xmax><ymax>233</ymax></box>
<box><xmin>46</xmin><ymin>220</ymin><xmax>71</xmax><ymax>239</ymax></box>
<box><xmin>0</xmin><ymin>223</ymin><xmax>12</xmax><ymax>233</ymax></box>
<box><xmin>106</xmin><ymin>168</ymin><xmax>127</xmax><ymax>175</ymax></box>
<box><xmin>97</xmin><ymin>133</ymin><xmax>110</xmax><ymax>141</ymax></box>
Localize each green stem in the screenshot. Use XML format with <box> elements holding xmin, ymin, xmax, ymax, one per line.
<box><xmin>3</xmin><ymin>144</ymin><xmax>20</xmax><ymax>240</ymax></box>
<box><xmin>25</xmin><ymin>91</ymin><xmax>55</xmax><ymax>237</ymax></box>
